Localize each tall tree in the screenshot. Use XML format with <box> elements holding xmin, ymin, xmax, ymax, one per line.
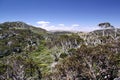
<box><xmin>98</xmin><ymin>22</ymin><xmax>113</xmax><ymax>36</ymax></box>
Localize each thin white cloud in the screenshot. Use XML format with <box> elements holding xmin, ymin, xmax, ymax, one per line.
<box><xmin>37</xmin><ymin>21</ymin><xmax>50</xmax><ymax>24</ymax></box>
<box><xmin>57</xmin><ymin>24</ymin><xmax>75</xmax><ymax>31</ymax></box>
<box><xmin>36</xmin><ymin>21</ymin><xmax>98</xmax><ymax>32</ymax></box>
<box><xmin>58</xmin><ymin>24</ymin><xmax>65</xmax><ymax>26</ymax></box>
<box><xmin>77</xmin><ymin>26</ymin><xmax>99</xmax><ymax>32</ymax></box>
<box><xmin>36</xmin><ymin>21</ymin><xmax>51</xmax><ymax>30</ymax></box>
<box><xmin>37</xmin><ymin>21</ymin><xmax>50</xmax><ymax>28</ymax></box>
<box><xmin>72</xmin><ymin>24</ymin><xmax>80</xmax><ymax>27</ymax></box>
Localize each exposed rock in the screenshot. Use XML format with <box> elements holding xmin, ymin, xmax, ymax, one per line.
<box><xmin>13</xmin><ymin>47</ymin><xmax>22</xmax><ymax>53</ymax></box>
<box><xmin>114</xmin><ymin>77</ymin><xmax>120</xmax><ymax>80</ymax></box>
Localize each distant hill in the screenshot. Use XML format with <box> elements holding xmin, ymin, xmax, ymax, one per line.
<box><xmin>0</xmin><ymin>21</ymin><xmax>46</xmax><ymax>33</ymax></box>
<box><xmin>0</xmin><ymin>21</ymin><xmax>46</xmax><ymax>57</ymax></box>
<box><xmin>89</xmin><ymin>28</ymin><xmax>120</xmax><ymax>37</ymax></box>
<box><xmin>49</xmin><ymin>31</ymin><xmax>73</xmax><ymax>35</ymax></box>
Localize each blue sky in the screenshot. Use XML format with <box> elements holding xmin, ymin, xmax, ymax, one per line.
<box><xmin>0</xmin><ymin>0</ymin><xmax>120</xmax><ymax>31</ymax></box>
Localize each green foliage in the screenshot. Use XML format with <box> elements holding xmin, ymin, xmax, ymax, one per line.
<box><xmin>0</xmin><ymin>62</ymin><xmax>6</xmax><ymax>75</ymax></box>
<box><xmin>30</xmin><ymin>40</ymin><xmax>53</xmax><ymax>76</ymax></box>
<box><xmin>0</xmin><ymin>54</ymin><xmax>42</xmax><ymax>80</ymax></box>
<box><xmin>0</xmin><ymin>22</ymin><xmax>45</xmax><ymax>57</ymax></box>
<box><xmin>0</xmin><ymin>21</ymin><xmax>120</xmax><ymax>80</ymax></box>
<box><xmin>51</xmin><ymin>42</ymin><xmax>120</xmax><ymax>80</ymax></box>
<box><xmin>60</xmin><ymin>52</ymin><xmax>68</xmax><ymax>58</ymax></box>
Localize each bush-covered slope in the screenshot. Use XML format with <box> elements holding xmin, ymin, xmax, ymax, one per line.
<box><xmin>0</xmin><ymin>22</ymin><xmax>120</xmax><ymax>80</ymax></box>
<box><xmin>0</xmin><ymin>21</ymin><xmax>46</xmax><ymax>57</ymax></box>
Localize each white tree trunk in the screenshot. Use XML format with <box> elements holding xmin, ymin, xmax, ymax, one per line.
<box><xmin>115</xmin><ymin>28</ymin><xmax>117</xmax><ymax>38</ymax></box>
<box><xmin>103</xmin><ymin>29</ymin><xmax>105</xmax><ymax>36</ymax></box>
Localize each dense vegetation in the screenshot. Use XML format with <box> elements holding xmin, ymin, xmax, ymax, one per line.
<box><xmin>0</xmin><ymin>22</ymin><xmax>120</xmax><ymax>80</ymax></box>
